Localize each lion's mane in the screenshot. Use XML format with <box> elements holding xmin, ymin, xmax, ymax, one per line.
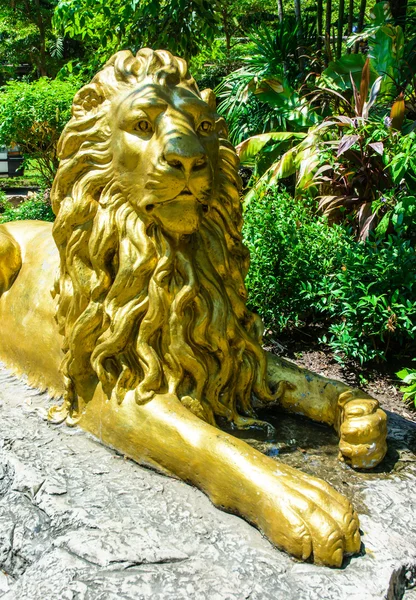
<box><xmin>51</xmin><ymin>48</ymin><xmax>275</xmax><ymax>425</ymax></box>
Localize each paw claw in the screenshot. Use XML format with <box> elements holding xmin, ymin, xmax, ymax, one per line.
<box><xmin>268</xmin><ymin>471</ymin><xmax>361</xmax><ymax>567</ymax></box>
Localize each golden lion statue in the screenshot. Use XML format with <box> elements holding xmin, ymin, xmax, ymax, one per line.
<box><xmin>0</xmin><ymin>49</ymin><xmax>387</xmax><ymax>567</ymax></box>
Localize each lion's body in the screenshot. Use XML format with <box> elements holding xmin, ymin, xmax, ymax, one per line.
<box><xmin>0</xmin><ymin>48</ymin><xmax>388</xmax><ymax>568</ymax></box>
<box><xmin>0</xmin><ymin>221</ymin><xmax>63</xmax><ymax>395</ymax></box>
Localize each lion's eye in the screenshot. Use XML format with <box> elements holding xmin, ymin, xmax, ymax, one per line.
<box><xmin>198</xmin><ymin>121</ymin><xmax>212</xmax><ymax>134</ymax></box>
<box><xmin>135</xmin><ymin>120</ymin><xmax>152</xmax><ymax>134</ymax></box>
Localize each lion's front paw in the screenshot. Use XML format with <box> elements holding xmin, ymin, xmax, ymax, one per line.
<box><xmin>336</xmin><ymin>390</ymin><xmax>387</xmax><ymax>469</ymax></box>
<box><xmin>263</xmin><ymin>468</ymin><xmax>361</xmax><ymax>567</ymax></box>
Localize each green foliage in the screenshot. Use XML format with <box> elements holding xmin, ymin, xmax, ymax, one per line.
<box><xmin>387</xmin><ymin>131</ymin><xmax>416</xmax><ymax>186</ymax></box>
<box><xmin>314</xmin><ymin>118</ymin><xmax>416</xmax><ymax>240</ymax></box>
<box><xmin>189</xmin><ymin>39</ymin><xmax>228</xmax><ymax>89</ymax></box>
<box><xmin>396</xmin><ymin>365</ymin><xmax>416</xmax><ymax>407</ymax></box>
<box><xmin>243</xmin><ymin>186</ymin><xmax>416</xmax><ymax>364</ymax></box>
<box><xmin>303</xmin><ymin>234</ymin><xmax>416</xmax><ymax>363</ymax></box>
<box><xmin>0</xmin><ymin>78</ymin><xmax>79</xmax><ymax>184</ymax></box>
<box><xmin>216</xmin><ymin>22</ymin><xmax>319</xmax><ymax>144</ymax></box>
<box><xmin>240</xmin><ymin>120</ymin><xmax>329</xmax><ymax>203</ymax></box>
<box><xmin>0</xmin><ymin>0</ymin><xmax>58</xmax><ymax>79</ymax></box>
<box><xmin>319</xmin><ymin>54</ymin><xmax>379</xmax><ymax>93</ymax></box>
<box><xmin>0</xmin><ymin>195</ymin><xmax>55</xmax><ymax>224</ymax></box>
<box><xmin>53</xmin><ymin>0</ymin><xmax>222</xmax><ymax>61</ymax></box>
<box><xmin>0</xmin><ymin>6</ymin><xmax>39</xmax><ymax>80</ymax></box>
<box><xmin>0</xmin><ymin>191</ymin><xmax>8</xmax><ymax>211</ymax></box>
<box><xmin>233</xmin><ymin>3</ymin><xmax>415</xmax><ymax>212</ymax></box>
<box><xmin>243</xmin><ymin>188</ymin><xmax>350</xmax><ymax>329</ymax></box>
<box><xmin>239</xmin><ymin>59</ymin><xmax>416</xmax><ymax>238</ymax></box>
<box><xmin>346</xmin><ymin>2</ymin><xmax>405</xmax><ymax>99</ymax></box>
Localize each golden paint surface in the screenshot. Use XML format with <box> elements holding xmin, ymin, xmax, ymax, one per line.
<box><xmin>0</xmin><ymin>49</ymin><xmax>387</xmax><ymax>567</ymax></box>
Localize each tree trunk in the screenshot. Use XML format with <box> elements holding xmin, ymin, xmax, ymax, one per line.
<box><xmin>347</xmin><ymin>0</ymin><xmax>353</xmax><ymax>53</ymax></box>
<box><xmin>357</xmin><ymin>0</ymin><xmax>366</xmax><ymax>32</ymax></box>
<box><xmin>317</xmin><ymin>0</ymin><xmax>323</xmax><ymax>58</ymax></box>
<box><xmin>354</xmin><ymin>0</ymin><xmax>366</xmax><ymax>53</ymax></box>
<box><xmin>390</xmin><ymin>0</ymin><xmax>408</xmax><ymax>29</ymax></box>
<box><xmin>38</xmin><ymin>28</ymin><xmax>47</xmax><ymax>77</ymax></box>
<box><xmin>294</xmin><ymin>0</ymin><xmax>305</xmax><ymax>72</ymax></box>
<box><xmin>34</xmin><ymin>0</ymin><xmax>48</xmax><ymax>76</ymax></box>
<box><xmin>277</xmin><ymin>0</ymin><xmax>284</xmax><ymax>23</ymax></box>
<box><xmin>337</xmin><ymin>0</ymin><xmax>345</xmax><ymax>58</ymax></box>
<box><xmin>325</xmin><ymin>0</ymin><xmax>332</xmax><ymax>66</ymax></box>
<box><xmin>221</xmin><ymin>8</ymin><xmax>231</xmax><ymax>55</ymax></box>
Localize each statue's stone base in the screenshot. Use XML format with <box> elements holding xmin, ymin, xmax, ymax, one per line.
<box><xmin>0</xmin><ymin>365</ymin><xmax>415</xmax><ymax>600</ymax></box>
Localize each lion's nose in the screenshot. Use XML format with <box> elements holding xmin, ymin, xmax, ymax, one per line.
<box><xmin>163</xmin><ymin>138</ymin><xmax>207</xmax><ymax>173</ymax></box>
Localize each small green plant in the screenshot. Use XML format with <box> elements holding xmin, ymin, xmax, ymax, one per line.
<box><xmin>358</xmin><ymin>374</ymin><xmax>369</xmax><ymax>387</ymax></box>
<box><xmin>396</xmin><ymin>364</ymin><xmax>416</xmax><ymax>407</ymax></box>
<box><xmin>0</xmin><ymin>193</ymin><xmax>55</xmax><ymax>224</ymax></box>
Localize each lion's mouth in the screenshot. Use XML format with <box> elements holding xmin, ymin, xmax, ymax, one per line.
<box><xmin>176</xmin><ymin>189</ymin><xmax>210</xmax><ymax>214</ymax></box>
<box><xmin>145</xmin><ymin>187</ymin><xmax>210</xmax><ymax>217</ymax></box>
<box><xmin>179</xmin><ymin>187</ymin><xmax>211</xmax><ymax>206</ymax></box>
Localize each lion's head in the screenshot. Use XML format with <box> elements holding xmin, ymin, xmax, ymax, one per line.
<box><xmin>51</xmin><ymin>48</ymin><xmax>275</xmax><ymax>426</ymax></box>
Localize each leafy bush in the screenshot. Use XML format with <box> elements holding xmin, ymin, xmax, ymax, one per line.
<box><xmin>0</xmin><ymin>194</ymin><xmax>55</xmax><ymax>224</ymax></box>
<box><xmin>233</xmin><ymin>6</ymin><xmax>416</xmax><ymax>240</ymax></box>
<box><xmin>303</xmin><ymin>234</ymin><xmax>416</xmax><ymax>363</ymax></box>
<box><xmin>314</xmin><ymin>121</ymin><xmax>416</xmax><ymax>240</ymax></box>
<box><xmin>0</xmin><ymin>77</ymin><xmax>79</xmax><ymax>184</ymax></box>
<box><xmin>239</xmin><ymin>108</ymin><xmax>416</xmax><ymax>240</ymax></box>
<box><xmin>243</xmin><ymin>188</ymin><xmax>350</xmax><ymax>330</ymax></box>
<box><xmin>243</xmin><ymin>187</ymin><xmax>416</xmax><ymax>364</ymax></box>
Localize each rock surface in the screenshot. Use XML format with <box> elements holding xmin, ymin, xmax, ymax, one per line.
<box><xmin>0</xmin><ymin>364</ymin><xmax>415</xmax><ymax>600</ymax></box>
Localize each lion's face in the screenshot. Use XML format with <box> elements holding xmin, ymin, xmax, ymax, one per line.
<box><xmin>53</xmin><ymin>48</ymin><xmax>274</xmax><ymax>422</ymax></box>
<box><xmin>110</xmin><ymin>82</ymin><xmax>221</xmax><ymax>235</ymax></box>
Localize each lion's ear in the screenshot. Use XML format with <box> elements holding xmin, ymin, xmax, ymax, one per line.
<box><xmin>72</xmin><ymin>83</ymin><xmax>106</xmax><ymax>118</ymax></box>
<box><xmin>200</xmin><ymin>88</ymin><xmax>216</xmax><ymax>111</ymax></box>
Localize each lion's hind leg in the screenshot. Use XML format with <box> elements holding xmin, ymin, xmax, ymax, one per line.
<box><xmin>266</xmin><ymin>353</ymin><xmax>387</xmax><ymax>469</ymax></box>
<box><xmin>0</xmin><ymin>227</ymin><xmax>22</xmax><ymax>294</ymax></box>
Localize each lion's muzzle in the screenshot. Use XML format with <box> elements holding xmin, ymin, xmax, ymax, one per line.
<box><xmin>163</xmin><ymin>135</ymin><xmax>208</xmax><ymax>177</ymax></box>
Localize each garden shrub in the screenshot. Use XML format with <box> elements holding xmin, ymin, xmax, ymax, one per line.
<box><xmin>0</xmin><ymin>194</ymin><xmax>55</xmax><ymax>224</ymax></box>
<box><xmin>243</xmin><ymin>186</ymin><xmax>416</xmax><ymax>364</ymax></box>
<box><xmin>0</xmin><ymin>77</ymin><xmax>79</xmax><ymax>184</ymax></box>
<box><xmin>303</xmin><ymin>234</ymin><xmax>416</xmax><ymax>363</ymax></box>
<box><xmin>243</xmin><ymin>188</ymin><xmax>350</xmax><ymax>330</ymax></box>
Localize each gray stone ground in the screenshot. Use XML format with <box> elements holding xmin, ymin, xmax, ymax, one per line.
<box><xmin>0</xmin><ymin>364</ymin><xmax>415</xmax><ymax>600</ymax></box>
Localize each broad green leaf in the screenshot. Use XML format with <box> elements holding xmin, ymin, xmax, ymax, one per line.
<box><xmin>346</xmin><ymin>25</ymin><xmax>382</xmax><ymax>48</ymax></box>
<box><xmin>236</xmin><ymin>132</ymin><xmax>306</xmax><ymax>166</ymax></box>
<box><xmin>271</xmin><ymin>147</ymin><xmax>297</xmax><ymax>179</ymax></box>
<box><xmin>318</xmin><ymin>54</ymin><xmax>378</xmax><ymax>92</ymax></box>
<box><xmin>370</xmin><ymin>1</ymin><xmax>393</xmax><ymax>26</ymax></box>
<box><xmin>376</xmin><ymin>212</ymin><xmax>390</xmax><ymax>235</ymax></box>
<box><xmin>254</xmin><ymin>78</ymin><xmax>284</xmax><ymax>95</ymax></box>
<box><xmin>296</xmin><ymin>149</ymin><xmax>320</xmax><ymax>190</ymax></box>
